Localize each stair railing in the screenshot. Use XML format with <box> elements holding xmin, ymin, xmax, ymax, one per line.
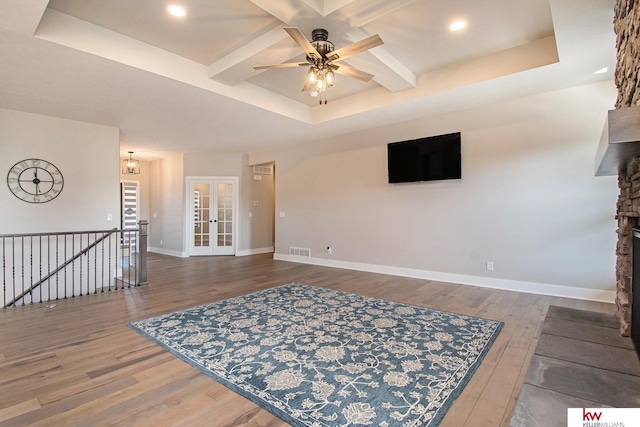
<box><xmin>1</xmin><ymin>220</ymin><xmax>148</xmax><ymax>308</ymax></box>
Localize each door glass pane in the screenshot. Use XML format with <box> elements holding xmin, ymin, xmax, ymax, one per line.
<box><xmin>193</xmin><ymin>183</ymin><xmax>210</xmax><ymax>248</ymax></box>
<box><xmin>216</xmin><ymin>182</ymin><xmax>233</xmax><ymax>250</ymax></box>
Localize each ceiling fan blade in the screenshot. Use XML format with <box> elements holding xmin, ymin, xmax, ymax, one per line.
<box><xmin>327</xmin><ymin>34</ymin><xmax>383</xmax><ymax>62</ymax></box>
<box><xmin>253</xmin><ymin>62</ymin><xmax>310</xmax><ymax>70</ymax></box>
<box><xmin>284</xmin><ymin>27</ymin><xmax>322</xmax><ymax>59</ymax></box>
<box><xmin>334</xmin><ymin>63</ymin><xmax>375</xmax><ymax>82</ymax></box>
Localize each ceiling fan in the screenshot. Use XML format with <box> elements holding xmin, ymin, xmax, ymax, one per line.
<box><xmin>253</xmin><ymin>27</ymin><xmax>383</xmax><ymax>104</ymax></box>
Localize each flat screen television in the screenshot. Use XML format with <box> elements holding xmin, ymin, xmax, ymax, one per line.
<box><xmin>387</xmin><ymin>132</ymin><xmax>461</xmax><ymax>183</ymax></box>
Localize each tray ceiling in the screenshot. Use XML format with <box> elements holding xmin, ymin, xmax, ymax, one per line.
<box><xmin>0</xmin><ymin>0</ymin><xmax>616</xmax><ymax>157</ymax></box>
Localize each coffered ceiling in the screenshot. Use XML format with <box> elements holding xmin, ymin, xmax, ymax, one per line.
<box><xmin>0</xmin><ymin>0</ymin><xmax>616</xmax><ymax>158</ymax></box>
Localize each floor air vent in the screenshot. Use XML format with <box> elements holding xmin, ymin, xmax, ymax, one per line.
<box><xmin>289</xmin><ymin>247</ymin><xmax>311</xmax><ymax>257</ymax></box>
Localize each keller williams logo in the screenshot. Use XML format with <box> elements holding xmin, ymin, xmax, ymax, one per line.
<box><xmin>583</xmin><ymin>408</ymin><xmax>603</xmax><ymax>421</ymax></box>
<box><xmin>568</xmin><ymin>407</ymin><xmax>638</xmax><ymax>426</ymax></box>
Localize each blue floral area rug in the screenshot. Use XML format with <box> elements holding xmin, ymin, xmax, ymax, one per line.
<box><xmin>129</xmin><ymin>283</ymin><xmax>503</xmax><ymax>426</ymax></box>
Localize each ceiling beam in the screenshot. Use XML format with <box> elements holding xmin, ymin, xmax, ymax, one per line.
<box><xmin>299</xmin><ymin>0</ymin><xmax>323</xmax><ymax>15</ymax></box>
<box><xmin>323</xmin><ymin>0</ymin><xmax>359</xmax><ymax>15</ymax></box>
<box><xmin>345</xmin><ymin>28</ymin><xmax>415</xmax><ymax>91</ymax></box>
<box><xmin>3</xmin><ymin>0</ymin><xmax>49</xmax><ymax>34</ymax></box>
<box><xmin>335</xmin><ymin>0</ymin><xmax>420</xmax><ymax>27</ymax></box>
<box><xmin>302</xmin><ymin>0</ymin><xmax>359</xmax><ymax>16</ymax></box>
<box><xmin>247</xmin><ymin>0</ymin><xmax>318</xmax><ymax>25</ymax></box>
<box><xmin>208</xmin><ymin>24</ymin><xmax>289</xmax><ymax>81</ymax></box>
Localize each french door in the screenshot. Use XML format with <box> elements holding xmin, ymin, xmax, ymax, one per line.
<box><xmin>188</xmin><ymin>177</ymin><xmax>237</xmax><ymax>256</ymax></box>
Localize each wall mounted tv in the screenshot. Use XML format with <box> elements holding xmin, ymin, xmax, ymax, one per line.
<box><xmin>387</xmin><ymin>132</ymin><xmax>461</xmax><ymax>183</ymax></box>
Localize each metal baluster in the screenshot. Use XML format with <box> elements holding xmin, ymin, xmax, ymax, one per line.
<box><xmin>100</xmin><ymin>232</ymin><xmax>104</xmax><ymax>292</ymax></box>
<box><xmin>115</xmin><ymin>232</ymin><xmax>120</xmax><ymax>290</ymax></box>
<box><xmin>129</xmin><ymin>230</ymin><xmax>133</xmax><ymax>288</ymax></box>
<box><xmin>64</xmin><ymin>234</ymin><xmax>68</xmax><ymax>299</ymax></box>
<box><xmin>38</xmin><ymin>235</ymin><xmax>43</xmax><ymax>304</ymax></box>
<box><xmin>84</xmin><ymin>232</ymin><xmax>88</xmax><ymax>295</ymax></box>
<box><xmin>80</xmin><ymin>233</ymin><xmax>84</xmax><ymax>297</ymax></box>
<box><xmin>47</xmin><ymin>234</ymin><xmax>51</xmax><ymax>301</ymax></box>
<box><xmin>55</xmin><ymin>234</ymin><xmax>60</xmax><ymax>301</ymax></box>
<box><xmin>21</xmin><ymin>236</ymin><xmax>25</xmax><ymax>306</ymax></box>
<box><xmin>92</xmin><ymin>232</ymin><xmax>96</xmax><ymax>294</ymax></box>
<box><xmin>123</xmin><ymin>231</ymin><xmax>128</xmax><ymax>288</ymax></box>
<box><xmin>12</xmin><ymin>238</ymin><xmax>16</xmax><ymax>306</ymax></box>
<box><xmin>108</xmin><ymin>232</ymin><xmax>112</xmax><ymax>291</ymax></box>
<box><xmin>2</xmin><ymin>238</ymin><xmax>5</xmax><ymax>308</ymax></box>
<box><xmin>29</xmin><ymin>235</ymin><xmax>33</xmax><ymax>304</ymax></box>
<box><xmin>86</xmin><ymin>232</ymin><xmax>90</xmax><ymax>294</ymax></box>
<box><xmin>124</xmin><ymin>231</ymin><xmax>128</xmax><ymax>288</ymax></box>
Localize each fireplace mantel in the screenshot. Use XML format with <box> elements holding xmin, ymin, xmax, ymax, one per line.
<box><xmin>595</xmin><ymin>106</ymin><xmax>640</xmax><ymax>176</ymax></box>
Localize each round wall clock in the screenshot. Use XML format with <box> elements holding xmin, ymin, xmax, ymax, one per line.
<box><xmin>6</xmin><ymin>159</ymin><xmax>64</xmax><ymax>203</ymax></box>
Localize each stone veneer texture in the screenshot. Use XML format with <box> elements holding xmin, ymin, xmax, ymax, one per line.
<box><xmin>615</xmin><ymin>0</ymin><xmax>639</xmax><ymax>336</ymax></box>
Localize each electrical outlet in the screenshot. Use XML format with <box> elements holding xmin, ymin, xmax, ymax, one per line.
<box><xmin>486</xmin><ymin>261</ymin><xmax>494</xmax><ymax>271</ymax></box>
<box><xmin>327</xmin><ymin>246</ymin><xmax>332</xmax><ymax>255</ymax></box>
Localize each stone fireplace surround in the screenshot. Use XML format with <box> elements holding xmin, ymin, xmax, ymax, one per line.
<box><xmin>613</xmin><ymin>0</ymin><xmax>639</xmax><ymax>338</ymax></box>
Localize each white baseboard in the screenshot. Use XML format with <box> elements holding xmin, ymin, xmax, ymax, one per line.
<box><xmin>273</xmin><ymin>254</ymin><xmax>616</xmax><ymax>304</ymax></box>
<box><xmin>236</xmin><ymin>247</ymin><xmax>274</xmax><ymax>257</ymax></box>
<box><xmin>148</xmin><ymin>247</ymin><xmax>188</xmax><ymax>258</ymax></box>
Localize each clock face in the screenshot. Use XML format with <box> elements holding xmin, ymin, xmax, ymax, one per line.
<box><xmin>6</xmin><ymin>159</ymin><xmax>64</xmax><ymax>204</ymax></box>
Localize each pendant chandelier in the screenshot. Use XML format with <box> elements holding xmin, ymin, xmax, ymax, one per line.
<box><xmin>122</xmin><ymin>151</ymin><xmax>140</xmax><ymax>175</ymax></box>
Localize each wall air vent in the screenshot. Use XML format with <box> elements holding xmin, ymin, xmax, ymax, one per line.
<box><xmin>289</xmin><ymin>247</ymin><xmax>311</xmax><ymax>257</ymax></box>
<box><xmin>253</xmin><ymin>165</ymin><xmax>273</xmax><ymax>174</ymax></box>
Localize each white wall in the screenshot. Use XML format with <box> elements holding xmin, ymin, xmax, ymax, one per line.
<box><xmin>243</xmin><ymin>160</ymin><xmax>275</xmax><ymax>254</ymax></box>
<box><xmin>250</xmin><ymin>81</ymin><xmax>619</xmax><ymax>301</ymax></box>
<box><xmin>183</xmin><ymin>152</ymin><xmax>274</xmax><ymax>254</ymax></box>
<box><xmin>148</xmin><ymin>153</ymin><xmax>184</xmax><ymax>255</ymax></box>
<box><xmin>148</xmin><ymin>152</ymin><xmax>275</xmax><ymax>256</ymax></box>
<box><xmin>0</xmin><ymin>109</ymin><xmax>120</xmax><ymax>234</ymax></box>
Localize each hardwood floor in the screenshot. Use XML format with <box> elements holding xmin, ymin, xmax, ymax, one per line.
<box><xmin>0</xmin><ymin>253</ymin><xmax>615</xmax><ymax>426</ymax></box>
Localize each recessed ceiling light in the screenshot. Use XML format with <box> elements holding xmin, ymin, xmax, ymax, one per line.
<box><xmin>168</xmin><ymin>5</ymin><xmax>186</xmax><ymax>17</ymax></box>
<box><xmin>449</xmin><ymin>20</ymin><xmax>467</xmax><ymax>31</ymax></box>
<box><xmin>594</xmin><ymin>67</ymin><xmax>608</xmax><ymax>74</ymax></box>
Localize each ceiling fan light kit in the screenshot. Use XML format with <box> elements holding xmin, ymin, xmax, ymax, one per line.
<box><xmin>254</xmin><ymin>27</ymin><xmax>383</xmax><ymax>105</ymax></box>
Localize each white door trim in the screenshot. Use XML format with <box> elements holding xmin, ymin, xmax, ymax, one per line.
<box><xmin>186</xmin><ymin>176</ymin><xmax>239</xmax><ymax>256</ymax></box>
